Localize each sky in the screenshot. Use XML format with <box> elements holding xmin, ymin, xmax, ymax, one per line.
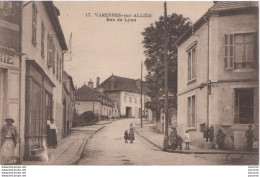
<box><xmin>54</xmin><ymin>1</ymin><xmax>213</xmax><ymax>88</ymax></box>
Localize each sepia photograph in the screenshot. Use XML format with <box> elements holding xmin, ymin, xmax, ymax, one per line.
<box><xmin>0</xmin><ymin>0</ymin><xmax>259</xmax><ymax>169</ymax></box>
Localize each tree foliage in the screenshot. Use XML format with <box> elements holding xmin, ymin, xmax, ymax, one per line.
<box><xmin>142</xmin><ymin>13</ymin><xmax>191</xmax><ymax>119</ymax></box>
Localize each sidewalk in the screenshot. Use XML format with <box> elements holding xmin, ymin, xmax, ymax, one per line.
<box><xmin>22</xmin><ymin>120</ymin><xmax>114</xmax><ymax>165</ymax></box>
<box><xmin>134</xmin><ymin>121</ymin><xmax>258</xmax><ymax>155</ymax></box>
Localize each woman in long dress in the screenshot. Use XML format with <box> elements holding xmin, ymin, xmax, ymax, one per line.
<box><xmin>129</xmin><ymin>123</ymin><xmax>135</xmax><ymax>143</ymax></box>
<box><xmin>1</xmin><ymin>117</ymin><xmax>18</xmax><ymax>164</ymax></box>
<box><xmin>49</xmin><ymin>119</ymin><xmax>58</xmax><ymax>148</ymax></box>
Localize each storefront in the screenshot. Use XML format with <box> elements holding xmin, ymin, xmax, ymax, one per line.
<box><xmin>24</xmin><ymin>60</ymin><xmax>55</xmax><ymax>160</ymax></box>
<box><xmin>0</xmin><ymin>48</ymin><xmax>22</xmax><ymax>157</ymax></box>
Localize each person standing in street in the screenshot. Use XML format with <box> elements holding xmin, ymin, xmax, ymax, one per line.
<box><xmin>129</xmin><ymin>123</ymin><xmax>135</xmax><ymax>143</ymax></box>
<box><xmin>1</xmin><ymin>117</ymin><xmax>18</xmax><ymax>164</ymax></box>
<box><xmin>184</xmin><ymin>130</ymin><xmax>190</xmax><ymax>150</ymax></box>
<box><xmin>49</xmin><ymin>118</ymin><xmax>58</xmax><ymax>148</ymax></box>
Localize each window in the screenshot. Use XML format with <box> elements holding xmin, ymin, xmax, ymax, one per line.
<box><xmin>187</xmin><ymin>95</ymin><xmax>196</xmax><ymax>127</ymax></box>
<box><xmin>52</xmin><ymin>47</ymin><xmax>56</xmax><ymax>74</ymax></box>
<box><xmin>129</xmin><ymin>97</ymin><xmax>132</xmax><ymax>103</ymax></box>
<box><xmin>41</xmin><ymin>22</ymin><xmax>45</xmax><ymax>58</ymax></box>
<box><xmin>47</xmin><ymin>34</ymin><xmax>54</xmax><ymax>67</ymax></box>
<box><xmin>59</xmin><ymin>57</ymin><xmax>62</xmax><ymax>82</ymax></box>
<box><xmin>234</xmin><ymin>88</ymin><xmax>254</xmax><ymax>124</ymax></box>
<box><xmin>56</xmin><ymin>53</ymin><xmax>59</xmax><ymax>80</ymax></box>
<box><xmin>224</xmin><ymin>34</ymin><xmax>234</xmax><ymax>69</ymax></box>
<box><xmin>124</xmin><ymin>96</ymin><xmax>127</xmax><ymax>102</ymax></box>
<box><xmin>135</xmin><ymin>97</ymin><xmax>137</xmax><ymax>104</ymax></box>
<box><xmin>187</xmin><ymin>47</ymin><xmax>196</xmax><ymax>81</ymax></box>
<box><xmin>224</xmin><ymin>33</ymin><xmax>257</xmax><ymax>69</ymax></box>
<box><xmin>32</xmin><ymin>3</ymin><xmax>37</xmax><ymax>46</ymax></box>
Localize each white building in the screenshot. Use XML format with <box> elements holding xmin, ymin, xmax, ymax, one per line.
<box><xmin>99</xmin><ymin>74</ymin><xmax>152</xmax><ymax>119</ymax></box>
<box><xmin>21</xmin><ymin>1</ymin><xmax>67</xmax><ymax>160</ymax></box>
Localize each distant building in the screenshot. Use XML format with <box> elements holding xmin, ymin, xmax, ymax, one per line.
<box><xmin>176</xmin><ymin>1</ymin><xmax>258</xmax><ymax>150</ymax></box>
<box><xmin>62</xmin><ymin>71</ymin><xmax>75</xmax><ymax>137</ymax></box>
<box><xmin>99</xmin><ymin>74</ymin><xmax>152</xmax><ymax>119</ymax></box>
<box><xmin>75</xmin><ymin>80</ymin><xmax>117</xmax><ymax>119</ymax></box>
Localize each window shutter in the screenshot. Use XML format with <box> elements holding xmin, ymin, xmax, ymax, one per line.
<box><xmin>224</xmin><ymin>34</ymin><xmax>234</xmax><ymax>69</ymax></box>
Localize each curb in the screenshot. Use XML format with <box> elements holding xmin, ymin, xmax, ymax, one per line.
<box><xmin>135</xmin><ymin>127</ymin><xmax>259</xmax><ymax>155</ymax></box>
<box><xmin>70</xmin><ymin>125</ymin><xmax>105</xmax><ymax>165</ymax></box>
<box><xmin>134</xmin><ymin>127</ymin><xmax>163</xmax><ymax>150</ymax></box>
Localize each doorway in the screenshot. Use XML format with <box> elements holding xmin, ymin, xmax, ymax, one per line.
<box><xmin>0</xmin><ymin>68</ymin><xmax>7</xmax><ymax>132</ymax></box>
<box><xmin>126</xmin><ymin>107</ymin><xmax>132</xmax><ymax>118</ymax></box>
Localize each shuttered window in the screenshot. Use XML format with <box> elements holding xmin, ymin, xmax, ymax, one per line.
<box><xmin>32</xmin><ymin>3</ymin><xmax>37</xmax><ymax>46</ymax></box>
<box><xmin>224</xmin><ymin>33</ymin><xmax>257</xmax><ymax>69</ymax></box>
<box><xmin>41</xmin><ymin>22</ymin><xmax>45</xmax><ymax>58</ymax></box>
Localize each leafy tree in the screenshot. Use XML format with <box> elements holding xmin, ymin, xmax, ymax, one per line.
<box><xmin>142</xmin><ymin>13</ymin><xmax>191</xmax><ymax>121</ymax></box>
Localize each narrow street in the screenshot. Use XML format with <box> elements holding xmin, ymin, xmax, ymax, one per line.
<box><xmin>78</xmin><ymin>119</ymin><xmax>258</xmax><ymax>165</ymax></box>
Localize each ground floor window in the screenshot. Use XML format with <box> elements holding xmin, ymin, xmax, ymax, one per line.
<box><xmin>187</xmin><ymin>95</ymin><xmax>196</xmax><ymax>127</ymax></box>
<box><xmin>234</xmin><ymin>88</ymin><xmax>254</xmax><ymax>124</ymax></box>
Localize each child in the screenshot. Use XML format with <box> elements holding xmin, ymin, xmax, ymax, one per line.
<box><xmin>184</xmin><ymin>130</ymin><xmax>190</xmax><ymax>150</ymax></box>
<box><xmin>253</xmin><ymin>138</ymin><xmax>258</xmax><ymax>152</ymax></box>
<box><xmin>124</xmin><ymin>130</ymin><xmax>129</xmax><ymax>143</ymax></box>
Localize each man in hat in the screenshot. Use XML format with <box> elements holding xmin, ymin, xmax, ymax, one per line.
<box><xmin>246</xmin><ymin>124</ymin><xmax>254</xmax><ymax>151</ymax></box>
<box><xmin>1</xmin><ymin>117</ymin><xmax>18</xmax><ymax>164</ymax></box>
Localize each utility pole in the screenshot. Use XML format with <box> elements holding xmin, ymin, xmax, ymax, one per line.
<box><xmin>164</xmin><ymin>1</ymin><xmax>169</xmax><ymax>137</ymax></box>
<box><xmin>141</xmin><ymin>61</ymin><xmax>143</xmax><ymax>128</ymax></box>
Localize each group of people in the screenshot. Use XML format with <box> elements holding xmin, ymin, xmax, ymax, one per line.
<box><xmin>0</xmin><ymin>117</ymin><xmax>58</xmax><ymax>164</ymax></box>
<box><xmin>162</xmin><ymin>124</ymin><xmax>258</xmax><ymax>152</ymax></box>
<box><xmin>124</xmin><ymin>123</ymin><xmax>135</xmax><ymax>143</ymax></box>
<box><xmin>163</xmin><ymin>127</ymin><xmax>190</xmax><ymax>151</ymax></box>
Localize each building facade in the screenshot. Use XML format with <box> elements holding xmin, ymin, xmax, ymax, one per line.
<box><xmin>75</xmin><ymin>80</ymin><xmax>116</xmax><ymax>119</ymax></box>
<box><xmin>0</xmin><ymin>1</ymin><xmax>23</xmax><ymax>160</ymax></box>
<box><xmin>62</xmin><ymin>71</ymin><xmax>75</xmax><ymax>137</ymax></box>
<box><xmin>21</xmin><ymin>1</ymin><xmax>67</xmax><ymax>160</ymax></box>
<box><xmin>99</xmin><ymin>74</ymin><xmax>152</xmax><ymax>119</ymax></box>
<box><xmin>177</xmin><ymin>2</ymin><xmax>258</xmax><ymax>150</ymax></box>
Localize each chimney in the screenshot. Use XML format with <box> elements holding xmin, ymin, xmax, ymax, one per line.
<box><xmin>96</xmin><ymin>77</ymin><xmax>100</xmax><ymax>88</ymax></box>
<box><xmin>111</xmin><ymin>75</ymin><xmax>114</xmax><ymax>90</ymax></box>
<box><xmin>88</xmin><ymin>79</ymin><xmax>93</xmax><ymax>89</ymax></box>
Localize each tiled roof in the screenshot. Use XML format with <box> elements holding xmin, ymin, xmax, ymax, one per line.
<box><xmin>211</xmin><ymin>1</ymin><xmax>258</xmax><ymax>11</ymax></box>
<box><xmin>43</xmin><ymin>1</ymin><xmax>67</xmax><ymax>50</ymax></box>
<box><xmin>99</xmin><ymin>75</ymin><xmax>148</xmax><ymax>94</ymax></box>
<box><xmin>75</xmin><ymin>85</ymin><xmax>98</xmax><ymax>101</ymax></box>
<box><xmin>176</xmin><ymin>1</ymin><xmax>258</xmax><ymax>46</ymax></box>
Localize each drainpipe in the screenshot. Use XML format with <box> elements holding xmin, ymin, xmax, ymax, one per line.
<box><xmin>18</xmin><ymin>1</ymin><xmax>23</xmax><ymax>161</ymax></box>
<box><xmin>207</xmin><ymin>16</ymin><xmax>210</xmax><ymax>126</ymax></box>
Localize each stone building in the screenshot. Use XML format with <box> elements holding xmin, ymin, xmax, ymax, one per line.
<box><xmin>176</xmin><ymin>1</ymin><xmax>258</xmax><ymax>150</ymax></box>
<box><xmin>75</xmin><ymin>80</ymin><xmax>116</xmax><ymax>119</ymax></box>
<box><xmin>21</xmin><ymin>1</ymin><xmax>67</xmax><ymax>160</ymax></box>
<box><xmin>0</xmin><ymin>1</ymin><xmax>23</xmax><ymax>160</ymax></box>
<box><xmin>62</xmin><ymin>71</ymin><xmax>75</xmax><ymax>137</ymax></box>
<box><xmin>99</xmin><ymin>74</ymin><xmax>152</xmax><ymax>119</ymax></box>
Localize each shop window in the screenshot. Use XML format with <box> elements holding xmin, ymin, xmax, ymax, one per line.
<box><xmin>234</xmin><ymin>88</ymin><xmax>254</xmax><ymax>124</ymax></box>
<box><xmin>32</xmin><ymin>3</ymin><xmax>37</xmax><ymax>46</ymax></box>
<box><xmin>187</xmin><ymin>95</ymin><xmax>196</xmax><ymax>128</ymax></box>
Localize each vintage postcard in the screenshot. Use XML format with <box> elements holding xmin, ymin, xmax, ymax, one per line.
<box><xmin>0</xmin><ymin>0</ymin><xmax>259</xmax><ymax>171</ymax></box>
